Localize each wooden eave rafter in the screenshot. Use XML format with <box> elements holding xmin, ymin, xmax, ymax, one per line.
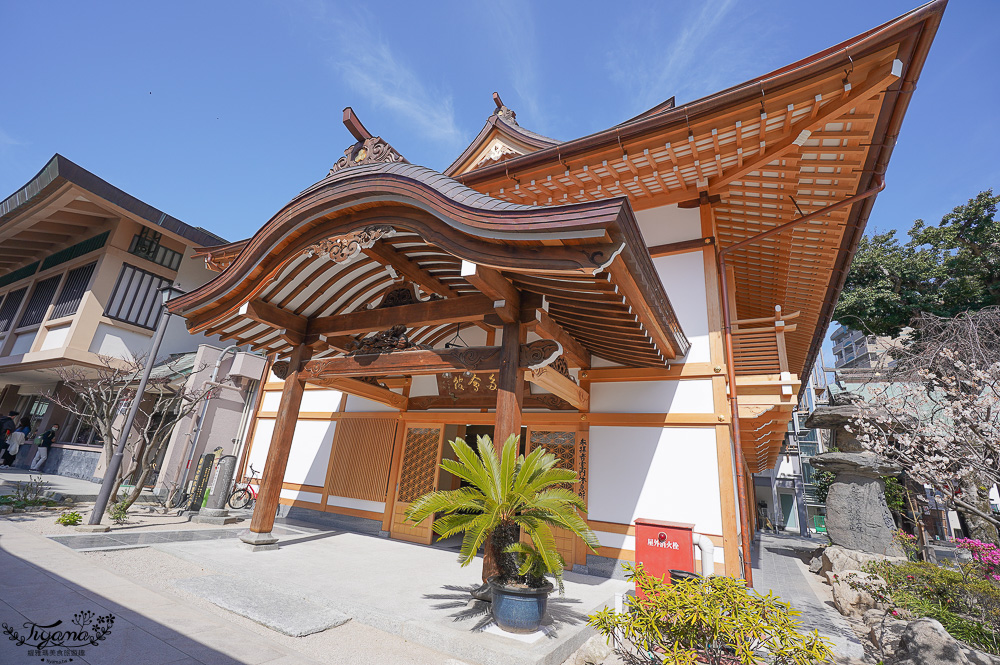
<box><xmin>168</xmin><ymin>163</ymin><xmax>689</xmax><ymax>367</ymax></box>
<box><xmin>448</xmin><ymin>0</ymin><xmax>946</xmax><ymax>388</ymax></box>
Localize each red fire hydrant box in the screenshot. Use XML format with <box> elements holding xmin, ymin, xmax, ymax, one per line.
<box><xmin>634</xmin><ymin>518</ymin><xmax>695</xmax><ymax>584</ymax></box>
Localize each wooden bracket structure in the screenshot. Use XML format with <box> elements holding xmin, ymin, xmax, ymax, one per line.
<box><xmin>523</xmin><ymin>308</ymin><xmax>590</xmax><ymax>368</ymax></box>
<box><xmin>460</xmin><ymin>260</ymin><xmax>520</xmax><ymax>324</ymax></box>
<box><xmin>526</xmin><ymin>364</ymin><xmax>589</xmax><ymax>410</ymax></box>
<box><xmin>239</xmin><ymin>299</ymin><xmax>307</xmax><ymax>346</ymax></box>
<box><xmin>311</xmin><ymin>376</ymin><xmax>409</xmax><ymax>410</ymax></box>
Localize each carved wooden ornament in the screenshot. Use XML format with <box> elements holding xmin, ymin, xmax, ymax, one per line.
<box><xmin>303</xmin><ymin>225</ymin><xmax>395</xmax><ymax>263</ymax></box>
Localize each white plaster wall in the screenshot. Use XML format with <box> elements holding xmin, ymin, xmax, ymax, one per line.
<box><xmin>634</xmin><ymin>204</ymin><xmax>701</xmax><ymax>246</ymax></box>
<box><xmin>588</xmin><ymin>426</ymin><xmax>722</xmax><ymax>536</ymax></box>
<box><xmin>590</xmin><ymin>379</ymin><xmax>714</xmax><ymax>413</ymax></box>
<box><xmin>88</xmin><ymin>322</ymin><xmax>151</xmax><ymax>360</ymax></box>
<box><xmin>409</xmin><ymin>374</ymin><xmax>439</xmax><ymax>397</ymax></box>
<box><xmin>283</xmin><ymin>420</ymin><xmax>336</xmax><ymax>486</ymax></box>
<box><xmin>344</xmin><ymin>394</ymin><xmax>398</xmax><ymax>412</ymax></box>
<box><xmin>300</xmin><ymin>389</ymin><xmax>343</xmax><ymax>413</ymax></box>
<box><xmin>326</xmin><ymin>495</ymin><xmax>385</xmax><ymax>513</ymax></box>
<box><xmin>260</xmin><ymin>391</ymin><xmax>282</xmax><ymax>412</ymax></box>
<box><xmin>39</xmin><ymin>323</ymin><xmax>72</xmax><ymax>351</ymax></box>
<box><xmin>245</xmin><ymin>418</ymin><xmax>275</xmax><ymax>475</ymax></box>
<box><xmin>654</xmin><ymin>252</ymin><xmax>710</xmax><ymax>364</ymax></box>
<box><xmin>280</xmin><ymin>488</ymin><xmax>323</xmax><ymax>504</ymax></box>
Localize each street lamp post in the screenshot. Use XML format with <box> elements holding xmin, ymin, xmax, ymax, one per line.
<box><xmin>88</xmin><ymin>284</ymin><xmax>185</xmax><ymax>525</ymax></box>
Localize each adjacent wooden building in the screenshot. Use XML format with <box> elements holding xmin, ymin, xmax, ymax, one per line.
<box><xmin>168</xmin><ymin>2</ymin><xmax>945</xmax><ymax>582</ymax></box>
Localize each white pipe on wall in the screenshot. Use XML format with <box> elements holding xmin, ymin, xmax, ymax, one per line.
<box><xmin>693</xmin><ymin>533</ymin><xmax>715</xmax><ymax>577</ymax></box>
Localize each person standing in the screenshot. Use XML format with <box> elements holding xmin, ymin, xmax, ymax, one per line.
<box><xmin>30</xmin><ymin>423</ymin><xmax>58</xmax><ymax>472</ymax></box>
<box><xmin>0</xmin><ymin>417</ymin><xmax>30</xmax><ymax>468</ymax></box>
<box><xmin>0</xmin><ymin>410</ymin><xmax>18</xmax><ymax>453</ymax></box>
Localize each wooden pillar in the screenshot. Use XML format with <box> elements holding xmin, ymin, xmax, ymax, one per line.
<box><xmin>241</xmin><ymin>344</ymin><xmax>309</xmax><ymax>550</ymax></box>
<box><xmin>494</xmin><ymin>321</ymin><xmax>525</xmax><ymax>448</ymax></box>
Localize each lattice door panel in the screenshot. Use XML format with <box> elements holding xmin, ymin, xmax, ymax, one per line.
<box><xmin>390</xmin><ymin>425</ymin><xmax>444</xmax><ymax>544</ymax></box>
<box><xmin>526</xmin><ymin>428</ymin><xmax>583</xmax><ymax>567</ymax></box>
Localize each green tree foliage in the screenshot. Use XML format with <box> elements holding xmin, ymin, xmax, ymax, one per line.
<box><xmin>588</xmin><ymin>564</ymin><xmax>832</xmax><ymax>664</ymax></box>
<box><xmin>835</xmin><ymin>190</ymin><xmax>1000</xmax><ymax>337</ymax></box>
<box><xmin>404</xmin><ymin>435</ymin><xmax>598</xmax><ymax>590</ymax></box>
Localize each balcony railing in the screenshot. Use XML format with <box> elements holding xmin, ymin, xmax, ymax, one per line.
<box><xmin>731</xmin><ymin>306</ymin><xmax>799</xmax><ymax>376</ymax></box>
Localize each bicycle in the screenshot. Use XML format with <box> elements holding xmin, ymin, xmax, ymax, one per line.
<box><xmin>227</xmin><ymin>464</ymin><xmax>260</xmax><ymax>510</ymax></box>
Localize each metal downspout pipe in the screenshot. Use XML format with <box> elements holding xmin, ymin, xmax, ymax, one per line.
<box><xmin>717</xmin><ymin>177</ymin><xmax>885</xmax><ymax>586</ymax></box>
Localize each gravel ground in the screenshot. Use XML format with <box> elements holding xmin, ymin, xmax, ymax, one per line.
<box><xmin>78</xmin><ymin>546</ymin><xmax>466</xmax><ymax>665</ymax></box>
<box><xmin>5</xmin><ymin>503</ymin><xmax>251</xmax><ymax>536</ymax></box>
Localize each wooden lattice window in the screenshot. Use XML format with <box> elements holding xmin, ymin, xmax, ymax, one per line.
<box><xmin>529</xmin><ymin>430</ymin><xmax>576</xmax><ymax>471</ymax></box>
<box><xmin>327</xmin><ymin>418</ymin><xmax>397</xmax><ymax>502</ymax></box>
<box><xmin>397</xmin><ymin>427</ymin><xmax>441</xmax><ymax>503</ymax></box>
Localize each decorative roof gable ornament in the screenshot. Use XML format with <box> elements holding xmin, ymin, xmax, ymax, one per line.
<box><xmin>303</xmin><ymin>225</ymin><xmax>395</xmax><ymax>263</ymax></box>
<box><xmin>492</xmin><ymin>92</ymin><xmax>518</xmax><ymax>126</ymax></box>
<box><xmin>474</xmin><ymin>140</ymin><xmax>521</xmax><ymax>169</ymax></box>
<box><xmin>329</xmin><ymin>107</ymin><xmax>408</xmax><ymax>175</ymax></box>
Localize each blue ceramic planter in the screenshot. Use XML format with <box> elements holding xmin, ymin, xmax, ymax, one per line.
<box><xmin>489</xmin><ymin>577</ymin><xmax>554</xmax><ymax>634</ymax></box>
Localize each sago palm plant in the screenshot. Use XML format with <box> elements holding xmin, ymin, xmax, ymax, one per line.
<box><xmin>404</xmin><ymin>434</ymin><xmax>599</xmax><ymax>591</ymax></box>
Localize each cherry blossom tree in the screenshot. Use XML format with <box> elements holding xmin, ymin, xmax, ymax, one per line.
<box><xmin>847</xmin><ymin>309</ymin><xmax>1000</xmax><ymax>542</ymax></box>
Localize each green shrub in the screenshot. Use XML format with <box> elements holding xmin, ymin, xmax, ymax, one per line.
<box><xmin>860</xmin><ymin>560</ymin><xmax>1000</xmax><ymax>654</ymax></box>
<box><xmin>588</xmin><ymin>564</ymin><xmax>833</xmax><ymax>664</ymax></box>
<box><xmin>108</xmin><ymin>500</ymin><xmax>129</xmax><ymax>525</ymax></box>
<box><xmin>56</xmin><ymin>511</ymin><xmax>83</xmax><ymax>526</ymax></box>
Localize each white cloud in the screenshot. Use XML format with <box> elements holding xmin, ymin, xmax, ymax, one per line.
<box><xmin>309</xmin><ymin>6</ymin><xmax>465</xmax><ymax>149</ymax></box>
<box><xmin>484</xmin><ymin>0</ymin><xmax>545</xmax><ymax>130</ymax></box>
<box><xmin>607</xmin><ymin>0</ymin><xmax>759</xmax><ymax>114</ymax></box>
<box><xmin>0</xmin><ymin>127</ymin><xmax>23</xmax><ymax>151</ymax></box>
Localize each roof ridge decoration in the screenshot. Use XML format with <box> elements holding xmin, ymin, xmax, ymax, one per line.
<box><xmin>329</xmin><ymin>107</ymin><xmax>408</xmax><ymax>175</ymax></box>
<box><xmin>493</xmin><ymin>92</ymin><xmax>518</xmax><ymax>126</ymax></box>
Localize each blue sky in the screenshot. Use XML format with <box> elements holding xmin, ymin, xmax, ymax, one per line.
<box><xmin>0</xmin><ymin>1</ymin><xmax>995</xmax><ymax>367</ymax></box>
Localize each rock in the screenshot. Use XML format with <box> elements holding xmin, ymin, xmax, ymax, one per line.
<box><xmin>820</xmin><ymin>545</ymin><xmax>906</xmax><ymax>577</ymax></box>
<box><xmin>864</xmin><ymin>609</ymin><xmax>909</xmax><ymax>659</ymax></box>
<box><xmin>561</xmin><ymin>634</ymin><xmax>613</xmax><ymax>665</ymax></box>
<box><xmin>811</xmin><ymin>452</ymin><xmax>905</xmax><ymax>557</ymax></box>
<box><xmin>809</xmin><ymin>555</ymin><xmax>823</xmax><ymax>573</ymax></box>
<box><xmin>0</xmin><ymin>505</ymin><xmax>12</xmax><ymax>515</ymax></box>
<box><xmin>964</xmin><ymin>649</ymin><xmax>1000</xmax><ymax>665</ymax></box>
<box><xmin>893</xmin><ymin>618</ymin><xmax>971</xmax><ymax>665</ymax></box>
<box><xmin>827</xmin><ymin>570</ymin><xmax>885</xmax><ymax>618</ymax></box>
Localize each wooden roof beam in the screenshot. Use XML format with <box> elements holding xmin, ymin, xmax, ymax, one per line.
<box><xmin>524</xmin><ymin>308</ymin><xmax>590</xmax><ymax>368</ymax></box>
<box><xmin>526</xmin><ymin>365</ymin><xmax>589</xmax><ymax>410</ymax></box>
<box><xmin>306</xmin><ymin>294</ymin><xmax>496</xmax><ymax>337</ymax></box>
<box><xmin>362</xmin><ymin>242</ymin><xmax>457</xmax><ymax>298</ymax></box>
<box><xmin>300</xmin><ymin>340</ymin><xmax>559</xmax><ymax>380</ymax></box>
<box><xmin>311</xmin><ymin>376</ymin><xmax>408</xmax><ymax>410</ymax></box>
<box><xmin>238</xmin><ymin>299</ymin><xmax>307</xmax><ymax>345</ymax></box>
<box><xmin>460</xmin><ymin>261</ymin><xmax>520</xmax><ymax>324</ymax></box>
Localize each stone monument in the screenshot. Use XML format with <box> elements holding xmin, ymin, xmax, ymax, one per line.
<box><xmin>193</xmin><ymin>455</ymin><xmax>240</xmax><ymax>525</ymax></box>
<box><xmin>811</xmin><ymin>451</ymin><xmax>905</xmax><ymax>557</ymax></box>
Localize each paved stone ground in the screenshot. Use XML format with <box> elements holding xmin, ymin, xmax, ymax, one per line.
<box><xmin>752</xmin><ymin>532</ymin><xmax>865</xmax><ymax>660</ymax></box>
<box><xmin>48</xmin><ymin>525</ymin><xmax>298</xmax><ymax>551</ymax></box>
<box><xmin>153</xmin><ymin>526</ymin><xmax>628</xmax><ymax>665</ymax></box>
<box><xmin>0</xmin><ymin>517</ymin><xmax>327</xmax><ymax>665</ymax></box>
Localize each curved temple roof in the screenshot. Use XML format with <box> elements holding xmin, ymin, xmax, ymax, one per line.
<box><xmin>169</xmin><ymin>161</ymin><xmax>690</xmax><ymax>366</ymax></box>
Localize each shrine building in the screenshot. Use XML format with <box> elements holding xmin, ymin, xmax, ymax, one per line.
<box><xmin>167</xmin><ymin>2</ymin><xmax>945</xmax><ymax>583</ymax></box>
